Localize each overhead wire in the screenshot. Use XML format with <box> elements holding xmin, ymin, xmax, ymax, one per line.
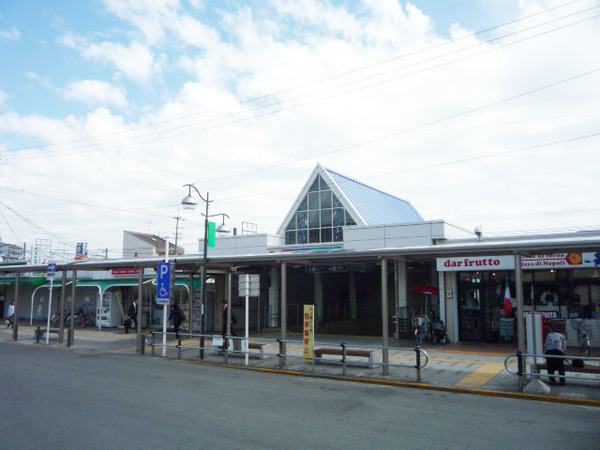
<box><xmin>1</xmin><ymin>1</ymin><xmax>596</xmax><ymax>161</ymax></box>
<box><xmin>1</xmin><ymin>0</ymin><xmax>583</xmax><ymax>155</ymax></box>
<box><xmin>200</xmin><ymin>67</ymin><xmax>600</xmax><ymax>184</ymax></box>
<box><xmin>1</xmin><ymin>1</ymin><xmax>598</xmax><ymax>248</ymax></box>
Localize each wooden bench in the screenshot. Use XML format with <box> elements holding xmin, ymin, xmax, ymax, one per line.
<box><xmin>248</xmin><ymin>342</ymin><xmax>268</xmax><ymax>359</ymax></box>
<box><xmin>313</xmin><ymin>348</ymin><xmax>375</xmax><ymax>368</ymax></box>
<box><xmin>35</xmin><ymin>326</ymin><xmax>60</xmax><ymax>343</ymax></box>
<box><xmin>535</xmin><ymin>363</ymin><xmax>600</xmax><ymax>375</ymax></box>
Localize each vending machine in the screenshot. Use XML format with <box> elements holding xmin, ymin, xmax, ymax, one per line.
<box><xmin>97</xmin><ymin>290</ymin><xmax>122</xmax><ymax>327</ymax></box>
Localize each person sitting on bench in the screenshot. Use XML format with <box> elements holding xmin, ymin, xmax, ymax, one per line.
<box><xmin>544</xmin><ymin>324</ymin><xmax>567</xmax><ymax>386</ymax></box>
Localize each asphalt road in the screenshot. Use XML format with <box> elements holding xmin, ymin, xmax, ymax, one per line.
<box><xmin>1</xmin><ymin>343</ymin><xmax>598</xmax><ymax>450</ymax></box>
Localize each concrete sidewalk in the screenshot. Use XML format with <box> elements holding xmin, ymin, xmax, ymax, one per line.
<box><xmin>2</xmin><ymin>324</ymin><xmax>599</xmax><ymax>405</ymax></box>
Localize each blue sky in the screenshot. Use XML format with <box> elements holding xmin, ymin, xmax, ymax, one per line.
<box><xmin>0</xmin><ymin>0</ymin><xmax>599</xmax><ymax>259</ymax></box>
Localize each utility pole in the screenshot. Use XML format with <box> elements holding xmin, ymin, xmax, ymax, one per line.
<box><xmin>173</xmin><ymin>213</ymin><xmax>186</xmax><ymax>254</ymax></box>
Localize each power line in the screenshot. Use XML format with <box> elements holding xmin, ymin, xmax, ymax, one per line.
<box><xmin>200</xmin><ymin>67</ymin><xmax>600</xmax><ymax>185</ymax></box>
<box><xmin>1</xmin><ymin>1</ymin><xmax>596</xmax><ymax>160</ymax></box>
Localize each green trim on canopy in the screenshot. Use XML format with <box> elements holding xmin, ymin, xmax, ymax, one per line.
<box><xmin>0</xmin><ymin>277</ymin><xmax>47</xmax><ymax>286</ymax></box>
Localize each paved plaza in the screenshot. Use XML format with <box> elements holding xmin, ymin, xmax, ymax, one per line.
<box><xmin>2</xmin><ymin>323</ymin><xmax>599</xmax><ymax>404</ymax></box>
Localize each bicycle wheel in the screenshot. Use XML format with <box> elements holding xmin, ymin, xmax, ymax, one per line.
<box><xmin>75</xmin><ymin>314</ymin><xmax>85</xmax><ymax>328</ymax></box>
<box><xmin>414</xmin><ymin>329</ymin><xmax>422</xmax><ymax>347</ymax></box>
<box><xmin>50</xmin><ymin>313</ymin><xmax>60</xmax><ymax>326</ymax></box>
<box><xmin>584</xmin><ymin>336</ymin><xmax>591</xmax><ymax>357</ymax></box>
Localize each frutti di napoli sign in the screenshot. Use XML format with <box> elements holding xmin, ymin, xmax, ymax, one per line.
<box><xmin>437</xmin><ymin>252</ymin><xmax>600</xmax><ymax>272</ymax></box>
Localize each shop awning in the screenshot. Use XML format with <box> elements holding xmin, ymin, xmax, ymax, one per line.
<box><xmin>412</xmin><ymin>285</ymin><xmax>439</xmax><ymax>295</ymax></box>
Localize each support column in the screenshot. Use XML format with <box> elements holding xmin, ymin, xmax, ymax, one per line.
<box><xmin>188</xmin><ymin>273</ymin><xmax>194</xmax><ymax>332</ymax></box>
<box><xmin>68</xmin><ymin>270</ymin><xmax>77</xmax><ymax>347</ymax></box>
<box><xmin>226</xmin><ymin>271</ymin><xmax>232</xmax><ymax>337</ymax></box>
<box><xmin>515</xmin><ymin>253</ymin><xmax>526</xmax><ymax>391</ymax></box>
<box><xmin>268</xmin><ymin>266</ymin><xmax>280</xmax><ymax>328</ymax></box>
<box><xmin>136</xmin><ymin>268</ymin><xmax>143</xmax><ymax>352</ymax></box>
<box><xmin>381</xmin><ymin>258</ymin><xmax>389</xmax><ymax>375</ymax></box>
<box><xmin>314</xmin><ymin>272</ymin><xmax>323</xmax><ymax>318</ymax></box>
<box><xmin>59</xmin><ymin>270</ymin><xmax>66</xmax><ymax>343</ymax></box>
<box><xmin>280</xmin><ymin>262</ymin><xmax>287</xmax><ymax>368</ymax></box>
<box><xmin>396</xmin><ymin>260</ymin><xmax>407</xmax><ymax>309</ymax></box>
<box><xmin>438</xmin><ymin>271</ymin><xmax>446</xmax><ymax>324</ymax></box>
<box><xmin>349</xmin><ymin>272</ymin><xmax>357</xmax><ymax>320</ymax></box>
<box><xmin>12</xmin><ymin>272</ymin><xmax>20</xmax><ymax>341</ymax></box>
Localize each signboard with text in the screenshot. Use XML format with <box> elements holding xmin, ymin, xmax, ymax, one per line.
<box><xmin>437</xmin><ymin>252</ymin><xmax>600</xmax><ymax>272</ymax></box>
<box><xmin>302</xmin><ymin>304</ymin><xmax>314</xmax><ymax>363</ymax></box>
<box><xmin>156</xmin><ymin>262</ymin><xmax>171</xmax><ymax>305</ymax></box>
<box><xmin>238</xmin><ymin>274</ymin><xmax>260</xmax><ymax>297</ymax></box>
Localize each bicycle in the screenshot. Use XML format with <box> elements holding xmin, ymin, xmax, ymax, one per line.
<box><xmin>50</xmin><ymin>310</ymin><xmax>71</xmax><ymax>327</ymax></box>
<box><xmin>572</xmin><ymin>319</ymin><xmax>591</xmax><ymax>357</ymax></box>
<box><xmin>413</xmin><ymin>315</ymin><xmax>431</xmax><ymax>347</ymax></box>
<box><xmin>74</xmin><ymin>308</ymin><xmax>96</xmax><ymax>328</ymax></box>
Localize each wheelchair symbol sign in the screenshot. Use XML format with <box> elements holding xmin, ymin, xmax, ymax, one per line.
<box><xmin>156</xmin><ymin>262</ymin><xmax>171</xmax><ymax>305</ymax></box>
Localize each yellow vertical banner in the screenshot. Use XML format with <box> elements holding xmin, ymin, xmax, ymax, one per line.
<box><xmin>303</xmin><ymin>304</ymin><xmax>314</xmax><ymax>362</ymax></box>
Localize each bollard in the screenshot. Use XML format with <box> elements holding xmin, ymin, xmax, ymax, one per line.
<box><xmin>141</xmin><ymin>335</ymin><xmax>145</xmax><ymax>355</ymax></box>
<box><xmin>341</xmin><ymin>342</ymin><xmax>347</xmax><ymax>377</ymax></box>
<box><xmin>177</xmin><ymin>338</ymin><xmax>182</xmax><ymax>359</ymax></box>
<box><xmin>278</xmin><ymin>338</ymin><xmax>284</xmax><ymax>369</ymax></box>
<box><xmin>517</xmin><ymin>351</ymin><xmax>525</xmax><ymax>392</ymax></box>
<box><xmin>151</xmin><ymin>332</ymin><xmax>156</xmax><ymax>357</ymax></box>
<box><xmin>415</xmin><ymin>347</ymin><xmax>422</xmax><ymax>383</ymax></box>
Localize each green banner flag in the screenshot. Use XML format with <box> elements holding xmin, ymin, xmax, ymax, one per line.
<box><xmin>207</xmin><ymin>221</ymin><xmax>216</xmax><ymax>248</ymax></box>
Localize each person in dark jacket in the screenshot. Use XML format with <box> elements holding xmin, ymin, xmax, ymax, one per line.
<box><xmin>544</xmin><ymin>324</ymin><xmax>567</xmax><ymax>386</ymax></box>
<box><xmin>220</xmin><ymin>300</ymin><xmax>237</xmax><ymax>350</ymax></box>
<box><xmin>125</xmin><ymin>299</ymin><xmax>138</xmax><ymax>334</ymax></box>
<box><xmin>169</xmin><ymin>302</ymin><xmax>183</xmax><ymax>339</ymax></box>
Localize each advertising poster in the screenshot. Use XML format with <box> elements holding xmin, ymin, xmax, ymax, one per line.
<box><xmin>302</xmin><ymin>304</ymin><xmax>314</xmax><ymax>363</ymax></box>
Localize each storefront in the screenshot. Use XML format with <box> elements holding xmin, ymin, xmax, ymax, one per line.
<box><xmin>438</xmin><ymin>253</ymin><xmax>600</xmax><ymax>345</ymax></box>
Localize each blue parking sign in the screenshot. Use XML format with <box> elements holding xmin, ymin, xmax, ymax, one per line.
<box><xmin>157</xmin><ymin>262</ymin><xmax>171</xmax><ymax>304</ymax></box>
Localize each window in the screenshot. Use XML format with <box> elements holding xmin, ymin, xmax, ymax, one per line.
<box><xmin>284</xmin><ymin>175</ymin><xmax>358</xmax><ymax>244</ymax></box>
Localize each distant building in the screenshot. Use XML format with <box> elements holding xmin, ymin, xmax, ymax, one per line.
<box><xmin>0</xmin><ymin>241</ymin><xmax>24</xmax><ymax>262</ymax></box>
<box><xmin>123</xmin><ymin>231</ymin><xmax>184</xmax><ymax>259</ymax></box>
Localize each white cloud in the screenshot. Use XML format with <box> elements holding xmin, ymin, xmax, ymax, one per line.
<box><xmin>0</xmin><ymin>27</ymin><xmax>20</xmax><ymax>41</ymax></box>
<box><xmin>84</xmin><ymin>41</ymin><xmax>158</xmax><ymax>83</ymax></box>
<box><xmin>59</xmin><ymin>32</ymin><xmax>158</xmax><ymax>83</ymax></box>
<box><xmin>103</xmin><ymin>0</ymin><xmax>180</xmax><ymax>45</ymax></box>
<box><xmin>63</xmin><ymin>80</ymin><xmax>128</xmax><ymax>108</ymax></box>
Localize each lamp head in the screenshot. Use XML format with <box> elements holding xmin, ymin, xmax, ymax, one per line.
<box><xmin>181</xmin><ymin>194</ymin><xmax>197</xmax><ymax>210</ymax></box>
<box><xmin>216</xmin><ymin>223</ymin><xmax>230</xmax><ymax>234</ymax></box>
<box><xmin>181</xmin><ymin>184</ymin><xmax>198</xmax><ymax>209</ymax></box>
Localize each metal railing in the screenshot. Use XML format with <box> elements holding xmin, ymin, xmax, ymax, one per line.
<box><xmin>143</xmin><ymin>331</ymin><xmax>429</xmax><ymax>380</ymax></box>
<box><xmin>504</xmin><ymin>351</ymin><xmax>600</xmax><ymax>384</ymax></box>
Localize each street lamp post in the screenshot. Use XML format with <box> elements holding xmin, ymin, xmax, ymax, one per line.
<box><xmin>181</xmin><ymin>184</ymin><xmax>230</xmax><ymax>360</ymax></box>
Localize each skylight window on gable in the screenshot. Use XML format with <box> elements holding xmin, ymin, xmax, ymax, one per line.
<box><xmin>284</xmin><ymin>176</ymin><xmax>358</xmax><ymax>245</ymax></box>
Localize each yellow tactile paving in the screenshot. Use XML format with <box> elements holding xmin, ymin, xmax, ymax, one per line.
<box><xmin>454</xmin><ymin>362</ymin><xmax>505</xmax><ymax>388</ymax></box>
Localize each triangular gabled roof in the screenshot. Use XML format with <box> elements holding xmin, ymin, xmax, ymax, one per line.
<box><xmin>325</xmin><ymin>167</ymin><xmax>423</xmax><ymax>225</ymax></box>
<box><xmin>277</xmin><ymin>164</ymin><xmax>423</xmax><ymax>236</ymax></box>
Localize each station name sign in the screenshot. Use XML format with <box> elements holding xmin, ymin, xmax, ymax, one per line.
<box><xmin>305</xmin><ymin>265</ymin><xmax>347</xmax><ymax>273</ymax></box>
<box><xmin>437</xmin><ymin>252</ymin><xmax>599</xmax><ymax>272</ymax></box>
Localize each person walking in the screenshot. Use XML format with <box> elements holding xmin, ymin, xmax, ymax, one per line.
<box><xmin>125</xmin><ymin>299</ymin><xmax>138</xmax><ymax>334</ymax></box>
<box><xmin>220</xmin><ymin>300</ymin><xmax>237</xmax><ymax>350</ymax></box>
<box><xmin>544</xmin><ymin>324</ymin><xmax>567</xmax><ymax>386</ymax></box>
<box><xmin>6</xmin><ymin>301</ymin><xmax>14</xmax><ymax>328</ymax></box>
<box><xmin>169</xmin><ymin>302</ymin><xmax>183</xmax><ymax>339</ymax></box>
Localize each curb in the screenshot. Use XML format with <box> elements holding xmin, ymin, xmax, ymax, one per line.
<box><xmin>175</xmin><ymin>358</ymin><xmax>600</xmax><ymax>408</ymax></box>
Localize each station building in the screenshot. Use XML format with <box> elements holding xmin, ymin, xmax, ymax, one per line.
<box><xmin>1</xmin><ymin>164</ymin><xmax>599</xmax><ymax>348</ymax></box>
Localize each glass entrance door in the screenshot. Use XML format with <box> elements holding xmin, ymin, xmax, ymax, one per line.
<box><xmin>458</xmin><ymin>272</ymin><xmax>508</xmax><ymax>342</ymax></box>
